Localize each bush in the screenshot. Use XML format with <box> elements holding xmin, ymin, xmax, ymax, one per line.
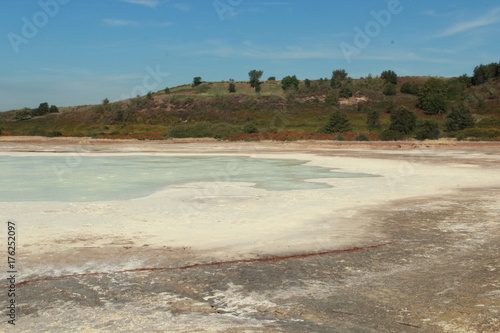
<box><xmin>243</xmin><ymin>123</ymin><xmax>258</xmax><ymax>134</ymax></box>
<box><xmin>380</xmin><ymin>129</ymin><xmax>406</xmax><ymax>141</ymax></box>
<box><xmin>417</xmin><ymin>78</ymin><xmax>447</xmax><ymax>115</ymax></box>
<box><xmin>323</xmin><ymin>110</ymin><xmax>352</xmax><ymax>133</ymax></box>
<box><xmin>164</xmin><ymin>87</ymin><xmax>170</xmax><ymax>94</ymax></box>
<box><xmin>339</xmin><ymin>85</ymin><xmax>353</xmax><ymax>98</ymax></box>
<box><xmin>331</xmin><ymin>69</ymin><xmax>348</xmax><ymax>88</ymax></box>
<box><xmin>228</xmin><ymin>82</ymin><xmax>236</xmax><ymax>93</ymax></box>
<box><xmin>400</xmin><ymin>82</ymin><xmax>420</xmax><ymax>95</ymax></box>
<box><xmin>383</xmin><ymin>83</ymin><xmax>397</xmax><ymax>96</ymax></box>
<box><xmin>389</xmin><ymin>107</ymin><xmax>417</xmax><ymax>135</ymax></box>
<box><xmin>166</xmin><ymin>122</ymin><xmax>243</xmax><ymax>139</ymax></box>
<box><xmin>355</xmin><ymin>133</ymin><xmax>370</xmax><ymax>141</ymax></box>
<box><xmin>381</xmin><ymin>70</ymin><xmax>397</xmax><ymax>85</ymax></box>
<box><xmin>325</xmin><ymin>93</ymin><xmax>339</xmax><ymax>106</ymax></box>
<box><xmin>415</xmin><ymin>120</ymin><xmax>441</xmax><ymax>140</ymax></box>
<box><xmin>281</xmin><ymin>75</ymin><xmax>299</xmax><ymax>91</ymax></box>
<box><xmin>366</xmin><ymin>110</ymin><xmax>381</xmax><ymax>130</ymax></box>
<box><xmin>193</xmin><ymin>77</ymin><xmax>202</xmax><ymax>86</ymax></box>
<box><xmin>446</xmin><ymin>104</ymin><xmax>475</xmax><ymax>131</ymax></box>
<box><xmin>267</xmin><ymin>76</ymin><xmax>276</xmax><ymax>81</ymax></box>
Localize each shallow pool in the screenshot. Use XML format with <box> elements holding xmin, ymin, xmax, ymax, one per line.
<box><xmin>0</xmin><ymin>155</ymin><xmax>376</xmax><ymax>202</ymax></box>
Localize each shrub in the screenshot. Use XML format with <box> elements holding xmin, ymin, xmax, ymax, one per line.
<box><xmin>228</xmin><ymin>81</ymin><xmax>236</xmax><ymax>93</ymax></box>
<box><xmin>417</xmin><ymin>78</ymin><xmax>447</xmax><ymax>115</ymax></box>
<box><xmin>415</xmin><ymin>120</ymin><xmax>441</xmax><ymax>140</ymax></box>
<box><xmin>323</xmin><ymin>110</ymin><xmax>352</xmax><ymax>133</ymax></box>
<box><xmin>164</xmin><ymin>87</ymin><xmax>170</xmax><ymax>94</ymax></box>
<box><xmin>446</xmin><ymin>104</ymin><xmax>475</xmax><ymax>131</ymax></box>
<box><xmin>355</xmin><ymin>133</ymin><xmax>370</xmax><ymax>141</ymax></box>
<box><xmin>267</xmin><ymin>76</ymin><xmax>276</xmax><ymax>81</ymax></box>
<box><xmin>380</xmin><ymin>129</ymin><xmax>405</xmax><ymax>141</ymax></box>
<box><xmin>366</xmin><ymin>110</ymin><xmax>381</xmax><ymax>130</ymax></box>
<box><xmin>325</xmin><ymin>93</ymin><xmax>339</xmax><ymax>106</ymax></box>
<box><xmin>389</xmin><ymin>107</ymin><xmax>417</xmax><ymax>135</ymax></box>
<box><xmin>243</xmin><ymin>123</ymin><xmax>258</xmax><ymax>134</ymax></box>
<box><xmin>331</xmin><ymin>69</ymin><xmax>348</xmax><ymax>88</ymax></box>
<box><xmin>400</xmin><ymin>82</ymin><xmax>420</xmax><ymax>95</ymax></box>
<box><xmin>193</xmin><ymin>77</ymin><xmax>202</xmax><ymax>86</ymax></box>
<box><xmin>381</xmin><ymin>70</ymin><xmax>397</xmax><ymax>85</ymax></box>
<box><xmin>166</xmin><ymin>122</ymin><xmax>243</xmax><ymax>139</ymax></box>
<box><xmin>383</xmin><ymin>83</ymin><xmax>397</xmax><ymax>96</ymax></box>
<box><xmin>281</xmin><ymin>75</ymin><xmax>299</xmax><ymax>91</ymax></box>
<box><xmin>339</xmin><ymin>85</ymin><xmax>353</xmax><ymax>99</ymax></box>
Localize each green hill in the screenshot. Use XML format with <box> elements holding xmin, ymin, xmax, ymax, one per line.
<box><xmin>1</xmin><ymin>69</ymin><xmax>499</xmax><ymax>141</ymax></box>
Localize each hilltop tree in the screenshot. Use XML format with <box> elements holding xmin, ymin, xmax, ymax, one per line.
<box><xmin>331</xmin><ymin>69</ymin><xmax>348</xmax><ymax>88</ymax></box>
<box><xmin>381</xmin><ymin>70</ymin><xmax>397</xmax><ymax>85</ymax></box>
<box><xmin>304</xmin><ymin>79</ymin><xmax>311</xmax><ymax>89</ymax></box>
<box><xmin>446</xmin><ymin>104</ymin><xmax>475</xmax><ymax>131</ymax></box>
<box><xmin>30</xmin><ymin>102</ymin><xmax>50</xmax><ymax>117</ymax></box>
<box><xmin>281</xmin><ymin>75</ymin><xmax>299</xmax><ymax>91</ymax></box>
<box><xmin>49</xmin><ymin>105</ymin><xmax>59</xmax><ymax>113</ymax></box>
<box><xmin>323</xmin><ymin>110</ymin><xmax>352</xmax><ymax>133</ymax></box>
<box><xmin>417</xmin><ymin>78</ymin><xmax>447</xmax><ymax>115</ymax></box>
<box><xmin>193</xmin><ymin>77</ymin><xmax>202</xmax><ymax>86</ymax></box>
<box><xmin>472</xmin><ymin>62</ymin><xmax>500</xmax><ymax>85</ymax></box>
<box><xmin>248</xmin><ymin>70</ymin><xmax>263</xmax><ymax>88</ymax></box>
<box><xmin>389</xmin><ymin>106</ymin><xmax>417</xmax><ymax>135</ymax></box>
<box><xmin>228</xmin><ymin>79</ymin><xmax>236</xmax><ymax>93</ymax></box>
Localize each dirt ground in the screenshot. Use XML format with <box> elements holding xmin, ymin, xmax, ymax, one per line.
<box><xmin>0</xmin><ymin>137</ymin><xmax>499</xmax><ymax>332</ymax></box>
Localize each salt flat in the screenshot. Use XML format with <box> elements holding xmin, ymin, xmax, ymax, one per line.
<box><xmin>0</xmin><ymin>137</ymin><xmax>499</xmax><ymax>332</ymax></box>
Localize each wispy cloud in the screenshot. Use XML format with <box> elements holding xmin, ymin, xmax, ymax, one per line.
<box><xmin>103</xmin><ymin>18</ymin><xmax>139</xmax><ymax>26</ymax></box>
<box><xmin>436</xmin><ymin>7</ymin><xmax>500</xmax><ymax>37</ymax></box>
<box><xmin>173</xmin><ymin>3</ymin><xmax>191</xmax><ymax>12</ymax></box>
<box><xmin>120</xmin><ymin>0</ymin><xmax>161</xmax><ymax>8</ymax></box>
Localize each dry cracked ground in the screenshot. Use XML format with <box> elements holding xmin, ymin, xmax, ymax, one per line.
<box><xmin>1</xmin><ymin>186</ymin><xmax>499</xmax><ymax>332</ymax></box>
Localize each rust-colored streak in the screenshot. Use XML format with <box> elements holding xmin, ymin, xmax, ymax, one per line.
<box><xmin>4</xmin><ymin>242</ymin><xmax>394</xmax><ymax>288</ymax></box>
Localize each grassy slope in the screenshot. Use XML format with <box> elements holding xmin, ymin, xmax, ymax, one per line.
<box><xmin>0</xmin><ymin>77</ymin><xmax>499</xmax><ymax>140</ymax></box>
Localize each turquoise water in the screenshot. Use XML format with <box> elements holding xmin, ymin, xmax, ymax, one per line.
<box><xmin>0</xmin><ymin>155</ymin><xmax>376</xmax><ymax>202</ymax></box>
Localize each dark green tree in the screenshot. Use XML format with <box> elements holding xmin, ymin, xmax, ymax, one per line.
<box><xmin>164</xmin><ymin>87</ymin><xmax>170</xmax><ymax>94</ymax></box>
<box><xmin>366</xmin><ymin>110</ymin><xmax>381</xmax><ymax>130</ymax></box>
<box><xmin>339</xmin><ymin>84</ymin><xmax>353</xmax><ymax>98</ymax></box>
<box><xmin>400</xmin><ymin>81</ymin><xmax>420</xmax><ymax>95</ymax></box>
<box><xmin>248</xmin><ymin>70</ymin><xmax>264</xmax><ymax>88</ymax></box>
<box><xmin>472</xmin><ymin>62</ymin><xmax>500</xmax><ymax>85</ymax></box>
<box><xmin>267</xmin><ymin>76</ymin><xmax>276</xmax><ymax>81</ymax></box>
<box><xmin>281</xmin><ymin>75</ymin><xmax>299</xmax><ymax>91</ymax></box>
<box><xmin>381</xmin><ymin>70</ymin><xmax>397</xmax><ymax>85</ymax></box>
<box><xmin>331</xmin><ymin>69</ymin><xmax>348</xmax><ymax>88</ymax></box>
<box><xmin>417</xmin><ymin>78</ymin><xmax>447</xmax><ymax>115</ymax></box>
<box><xmin>446</xmin><ymin>104</ymin><xmax>475</xmax><ymax>131</ymax></box>
<box><xmin>49</xmin><ymin>105</ymin><xmax>59</xmax><ymax>113</ymax></box>
<box><xmin>389</xmin><ymin>106</ymin><xmax>417</xmax><ymax>135</ymax></box>
<box><xmin>415</xmin><ymin>119</ymin><xmax>441</xmax><ymax>140</ymax></box>
<box><xmin>228</xmin><ymin>79</ymin><xmax>236</xmax><ymax>93</ymax></box>
<box><xmin>193</xmin><ymin>77</ymin><xmax>202</xmax><ymax>86</ymax></box>
<box><xmin>146</xmin><ymin>91</ymin><xmax>154</xmax><ymax>100</ymax></box>
<box><xmin>323</xmin><ymin>110</ymin><xmax>352</xmax><ymax>133</ymax></box>
<box><xmin>304</xmin><ymin>79</ymin><xmax>311</xmax><ymax>89</ymax></box>
<box><xmin>325</xmin><ymin>93</ymin><xmax>339</xmax><ymax>106</ymax></box>
<box><xmin>255</xmin><ymin>83</ymin><xmax>262</xmax><ymax>93</ymax></box>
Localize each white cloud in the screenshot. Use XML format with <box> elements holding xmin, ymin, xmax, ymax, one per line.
<box><xmin>103</xmin><ymin>18</ymin><xmax>139</xmax><ymax>26</ymax></box>
<box><xmin>436</xmin><ymin>7</ymin><xmax>500</xmax><ymax>37</ymax></box>
<box><xmin>120</xmin><ymin>0</ymin><xmax>161</xmax><ymax>8</ymax></box>
<box><xmin>173</xmin><ymin>3</ymin><xmax>191</xmax><ymax>12</ymax></box>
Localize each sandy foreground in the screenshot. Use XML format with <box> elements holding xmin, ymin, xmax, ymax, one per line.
<box><xmin>0</xmin><ymin>137</ymin><xmax>499</xmax><ymax>332</ymax></box>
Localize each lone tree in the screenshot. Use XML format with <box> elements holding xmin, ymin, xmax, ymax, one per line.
<box><xmin>248</xmin><ymin>70</ymin><xmax>264</xmax><ymax>89</ymax></box>
<box><xmin>417</xmin><ymin>78</ymin><xmax>447</xmax><ymax>115</ymax></box>
<box><xmin>49</xmin><ymin>105</ymin><xmax>59</xmax><ymax>113</ymax></box>
<box><xmin>31</xmin><ymin>102</ymin><xmax>50</xmax><ymax>117</ymax></box>
<box><xmin>331</xmin><ymin>69</ymin><xmax>348</xmax><ymax>88</ymax></box>
<box><xmin>281</xmin><ymin>75</ymin><xmax>299</xmax><ymax>91</ymax></box>
<box><xmin>381</xmin><ymin>70</ymin><xmax>397</xmax><ymax>85</ymax></box>
<box><xmin>193</xmin><ymin>77</ymin><xmax>202</xmax><ymax>86</ymax></box>
<box><xmin>228</xmin><ymin>79</ymin><xmax>236</xmax><ymax>93</ymax></box>
<box><xmin>389</xmin><ymin>106</ymin><xmax>417</xmax><ymax>135</ymax></box>
<box><xmin>446</xmin><ymin>104</ymin><xmax>475</xmax><ymax>131</ymax></box>
<box><xmin>323</xmin><ymin>110</ymin><xmax>352</xmax><ymax>133</ymax></box>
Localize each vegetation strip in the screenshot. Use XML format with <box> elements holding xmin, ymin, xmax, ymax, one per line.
<box><xmin>2</xmin><ymin>242</ymin><xmax>394</xmax><ymax>288</ymax></box>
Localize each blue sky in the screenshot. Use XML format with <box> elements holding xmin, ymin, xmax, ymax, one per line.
<box><xmin>1</xmin><ymin>0</ymin><xmax>499</xmax><ymax>111</ymax></box>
